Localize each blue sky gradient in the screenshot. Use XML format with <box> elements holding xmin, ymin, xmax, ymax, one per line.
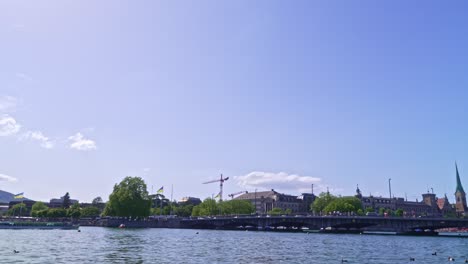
<box><xmin>1</xmin><ymin>1</ymin><xmax>468</xmax><ymax>202</ymax></box>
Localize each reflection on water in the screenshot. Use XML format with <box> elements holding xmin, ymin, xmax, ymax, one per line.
<box><xmin>103</xmin><ymin>230</ymin><xmax>145</xmax><ymax>263</ymax></box>
<box><xmin>0</xmin><ymin>227</ymin><xmax>467</xmax><ymax>263</ymax></box>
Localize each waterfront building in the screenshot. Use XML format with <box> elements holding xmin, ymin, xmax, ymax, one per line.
<box><xmin>356</xmin><ymin>185</ymin><xmax>442</xmax><ymax>217</ymax></box>
<box><xmin>178</xmin><ymin>197</ymin><xmax>202</xmax><ymax>206</ymax></box>
<box><xmin>49</xmin><ymin>197</ymin><xmax>79</xmax><ymax>208</ymax></box>
<box><xmin>455</xmin><ymin>164</ymin><xmax>468</xmax><ymax>216</ymax></box>
<box><xmin>437</xmin><ymin>194</ymin><xmax>454</xmax><ymax>216</ymax></box>
<box><xmin>234</xmin><ymin>189</ymin><xmax>315</xmax><ymax>214</ymax></box>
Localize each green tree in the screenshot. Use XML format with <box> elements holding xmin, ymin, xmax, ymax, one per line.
<box><xmin>365</xmin><ymin>207</ymin><xmax>374</xmax><ymax>213</ymax></box>
<box><xmin>174</xmin><ymin>204</ymin><xmax>194</xmax><ymax>217</ymax></box>
<box><xmin>92</xmin><ymin>197</ymin><xmax>103</xmax><ymax>205</ymax></box>
<box><xmin>31</xmin><ymin>202</ymin><xmax>49</xmax><ymax>217</ymax></box>
<box><xmin>311</xmin><ymin>192</ymin><xmax>337</xmax><ymax>214</ymax></box>
<box><xmin>81</xmin><ymin>206</ymin><xmax>101</xmax><ymax>218</ymax></box>
<box><xmin>36</xmin><ymin>209</ymin><xmax>49</xmax><ymax>217</ymax></box>
<box><xmin>7</xmin><ymin>203</ymin><xmax>29</xmax><ymax>216</ymax></box>
<box><xmin>323</xmin><ymin>197</ymin><xmax>362</xmax><ymax>214</ymax></box>
<box><xmin>47</xmin><ymin>208</ymin><xmax>67</xmax><ymax>218</ymax></box>
<box><xmin>150</xmin><ymin>206</ymin><xmax>171</xmax><ymax>215</ymax></box>
<box><xmin>268</xmin><ymin>208</ymin><xmax>283</xmax><ymax>215</ymax></box>
<box><xmin>218</xmin><ymin>200</ymin><xmax>254</xmax><ymax>215</ymax></box>
<box><xmin>62</xmin><ymin>192</ymin><xmax>71</xmax><ymax>209</ymax></box>
<box><xmin>103</xmin><ymin>176</ymin><xmax>152</xmax><ymax>217</ymax></box>
<box><xmin>191</xmin><ymin>198</ymin><xmax>218</xmax><ymax>216</ymax></box>
<box><xmin>395</xmin><ymin>208</ymin><xmax>404</xmax><ymax>217</ymax></box>
<box><xmin>67</xmin><ymin>203</ymin><xmax>81</xmax><ymax>218</ymax></box>
<box><xmin>357</xmin><ymin>209</ymin><xmax>364</xmax><ymax>216</ymax></box>
<box><xmin>378</xmin><ymin>207</ymin><xmax>386</xmax><ymax>216</ymax></box>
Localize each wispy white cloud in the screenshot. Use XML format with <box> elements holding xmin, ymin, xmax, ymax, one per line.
<box><xmin>15</xmin><ymin>72</ymin><xmax>32</xmax><ymax>81</ymax></box>
<box><xmin>234</xmin><ymin>171</ymin><xmax>323</xmax><ymax>194</ymax></box>
<box><xmin>20</xmin><ymin>131</ymin><xmax>55</xmax><ymax>149</ymax></box>
<box><xmin>0</xmin><ymin>114</ymin><xmax>21</xmax><ymax>136</ymax></box>
<box><xmin>0</xmin><ymin>96</ymin><xmax>18</xmax><ymax>112</ymax></box>
<box><xmin>68</xmin><ymin>132</ymin><xmax>97</xmax><ymax>151</ymax></box>
<box><xmin>12</xmin><ymin>24</ymin><xmax>26</xmax><ymax>31</ymax></box>
<box><xmin>0</xmin><ymin>173</ymin><xmax>17</xmax><ymax>182</ymax></box>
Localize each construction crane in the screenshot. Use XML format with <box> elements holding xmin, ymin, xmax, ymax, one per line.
<box><xmin>202</xmin><ymin>174</ymin><xmax>229</xmax><ymax>201</ymax></box>
<box><xmin>228</xmin><ymin>191</ymin><xmax>247</xmax><ymax>200</ymax></box>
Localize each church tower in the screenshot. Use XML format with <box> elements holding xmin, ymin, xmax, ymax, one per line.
<box><xmin>355</xmin><ymin>184</ymin><xmax>362</xmax><ymax>199</ymax></box>
<box><xmin>455</xmin><ymin>163</ymin><xmax>467</xmax><ymax>216</ymax></box>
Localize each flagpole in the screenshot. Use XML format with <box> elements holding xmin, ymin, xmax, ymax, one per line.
<box><xmin>160</xmin><ymin>190</ymin><xmax>163</xmax><ymax>216</ymax></box>
<box><xmin>170</xmin><ymin>184</ymin><xmax>173</xmax><ymax>216</ymax></box>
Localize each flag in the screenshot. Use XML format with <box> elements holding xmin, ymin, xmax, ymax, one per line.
<box><xmin>14</xmin><ymin>192</ymin><xmax>24</xmax><ymax>199</ymax></box>
<box><xmin>214</xmin><ymin>192</ymin><xmax>221</xmax><ymax>199</ymax></box>
<box><xmin>157</xmin><ymin>186</ymin><xmax>164</xmax><ymax>194</ymax></box>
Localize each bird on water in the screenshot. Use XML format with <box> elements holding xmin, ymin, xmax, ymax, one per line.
<box><xmin>448</xmin><ymin>257</ymin><xmax>455</xmax><ymax>261</ymax></box>
<box><xmin>432</xmin><ymin>252</ymin><xmax>437</xmax><ymax>256</ymax></box>
<box><xmin>13</xmin><ymin>250</ymin><xmax>19</xmax><ymax>254</ymax></box>
<box><xmin>409</xmin><ymin>257</ymin><xmax>415</xmax><ymax>261</ymax></box>
<box><xmin>341</xmin><ymin>258</ymin><xmax>348</xmax><ymax>263</ymax></box>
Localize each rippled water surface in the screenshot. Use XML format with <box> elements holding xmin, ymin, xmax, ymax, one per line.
<box><xmin>1</xmin><ymin>227</ymin><xmax>467</xmax><ymax>263</ymax></box>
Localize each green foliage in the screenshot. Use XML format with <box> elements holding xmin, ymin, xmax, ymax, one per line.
<box><xmin>81</xmin><ymin>206</ymin><xmax>101</xmax><ymax>218</ymax></box>
<box><xmin>31</xmin><ymin>202</ymin><xmax>49</xmax><ymax>217</ymax></box>
<box><xmin>285</xmin><ymin>208</ymin><xmax>292</xmax><ymax>215</ymax></box>
<box><xmin>47</xmin><ymin>208</ymin><xmax>67</xmax><ymax>218</ymax></box>
<box><xmin>357</xmin><ymin>209</ymin><xmax>364</xmax><ymax>216</ymax></box>
<box><xmin>268</xmin><ymin>208</ymin><xmax>284</xmax><ymax>215</ymax></box>
<box><xmin>36</xmin><ymin>210</ymin><xmax>49</xmax><ymax>217</ymax></box>
<box><xmin>63</xmin><ymin>192</ymin><xmax>71</xmax><ymax>209</ymax></box>
<box><xmin>7</xmin><ymin>203</ymin><xmax>29</xmax><ymax>216</ymax></box>
<box><xmin>323</xmin><ymin>197</ymin><xmax>362</xmax><ymax>214</ymax></box>
<box><xmin>173</xmin><ymin>204</ymin><xmax>194</xmax><ymax>217</ymax></box>
<box><xmin>191</xmin><ymin>198</ymin><xmax>218</xmax><ymax>216</ymax></box>
<box><xmin>378</xmin><ymin>207</ymin><xmax>386</xmax><ymax>216</ymax></box>
<box><xmin>311</xmin><ymin>192</ymin><xmax>337</xmax><ymax>213</ymax></box>
<box><xmin>365</xmin><ymin>207</ymin><xmax>374</xmax><ymax>213</ymax></box>
<box><xmin>92</xmin><ymin>197</ymin><xmax>103</xmax><ymax>205</ymax></box>
<box><xmin>218</xmin><ymin>200</ymin><xmax>254</xmax><ymax>215</ymax></box>
<box><xmin>103</xmin><ymin>176</ymin><xmax>152</xmax><ymax>217</ymax></box>
<box><xmin>395</xmin><ymin>208</ymin><xmax>404</xmax><ymax>217</ymax></box>
<box><xmin>151</xmin><ymin>206</ymin><xmax>171</xmax><ymax>215</ymax></box>
<box><xmin>67</xmin><ymin>203</ymin><xmax>81</xmax><ymax>218</ymax></box>
<box><xmin>191</xmin><ymin>199</ymin><xmax>254</xmax><ymax>216</ymax></box>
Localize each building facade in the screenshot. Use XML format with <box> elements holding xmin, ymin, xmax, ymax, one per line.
<box><xmin>178</xmin><ymin>197</ymin><xmax>202</xmax><ymax>206</ymax></box>
<box><xmin>234</xmin><ymin>189</ymin><xmax>315</xmax><ymax>214</ymax></box>
<box><xmin>356</xmin><ymin>185</ymin><xmax>443</xmax><ymax>217</ymax></box>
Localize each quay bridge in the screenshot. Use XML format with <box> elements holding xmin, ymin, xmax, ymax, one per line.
<box><xmin>179</xmin><ymin>215</ymin><xmax>468</xmax><ymax>233</ymax></box>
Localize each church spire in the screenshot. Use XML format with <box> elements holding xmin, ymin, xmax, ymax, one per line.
<box><xmin>455</xmin><ymin>162</ymin><xmax>465</xmax><ymax>194</ymax></box>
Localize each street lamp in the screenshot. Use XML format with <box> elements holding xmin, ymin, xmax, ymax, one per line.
<box><xmin>254</xmin><ymin>189</ymin><xmax>257</xmax><ymax>214</ymax></box>
<box><xmin>388</xmin><ymin>178</ymin><xmax>392</xmax><ymax>198</ymax></box>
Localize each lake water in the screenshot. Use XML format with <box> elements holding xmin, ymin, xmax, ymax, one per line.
<box><xmin>1</xmin><ymin>227</ymin><xmax>467</xmax><ymax>263</ymax></box>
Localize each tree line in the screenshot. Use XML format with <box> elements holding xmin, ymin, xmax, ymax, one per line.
<box><xmin>6</xmin><ymin>193</ymin><xmax>103</xmax><ymax>218</ymax></box>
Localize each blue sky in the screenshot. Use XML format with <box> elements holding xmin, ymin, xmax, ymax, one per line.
<box><xmin>1</xmin><ymin>1</ymin><xmax>468</xmax><ymax>203</ymax></box>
